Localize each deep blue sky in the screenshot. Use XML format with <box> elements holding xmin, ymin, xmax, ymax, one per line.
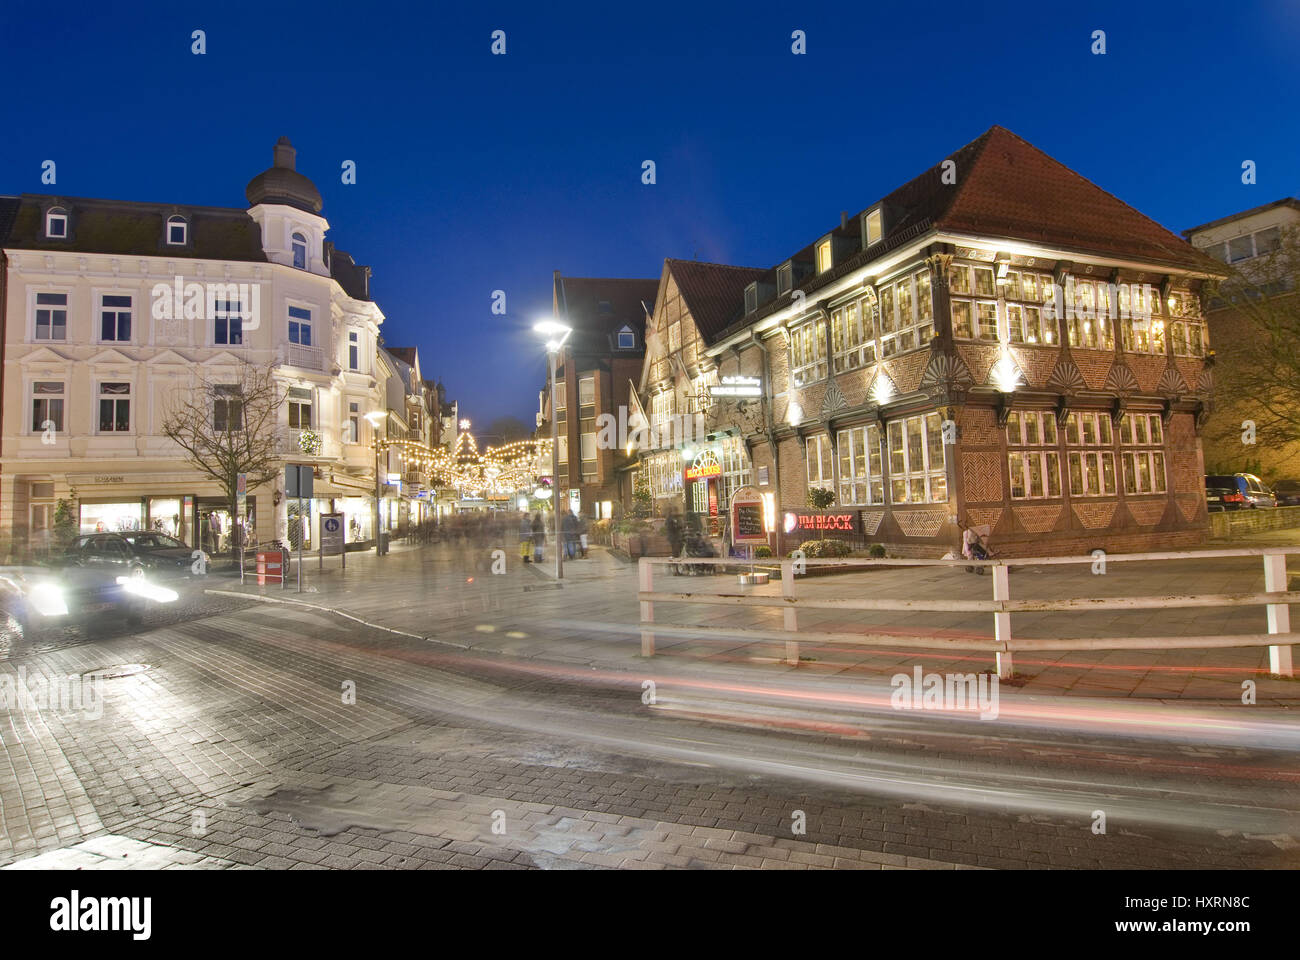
<box><xmin>3</xmin><ymin>1</ymin><xmax>1297</xmax><ymax>424</ymax></box>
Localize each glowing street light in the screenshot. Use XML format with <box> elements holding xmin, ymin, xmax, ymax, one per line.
<box><xmin>535</xmin><ymin>319</ymin><xmax>572</xmax><ymax>579</ymax></box>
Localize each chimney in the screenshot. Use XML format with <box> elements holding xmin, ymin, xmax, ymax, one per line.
<box><xmin>840</xmin><ymin>210</ymin><xmax>848</xmax><ymax>230</ymax></box>
<box><xmin>273</xmin><ymin>137</ymin><xmax>297</xmax><ymax>170</ymax></box>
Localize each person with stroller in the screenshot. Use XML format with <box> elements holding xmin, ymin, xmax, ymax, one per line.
<box><xmin>962</xmin><ymin>521</ymin><xmax>992</xmax><ymax>574</ymax></box>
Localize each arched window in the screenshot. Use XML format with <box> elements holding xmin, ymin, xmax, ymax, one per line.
<box><xmin>166</xmin><ymin>215</ymin><xmax>188</xmax><ymax>245</ymax></box>
<box><xmin>45</xmin><ymin>207</ymin><xmax>68</xmax><ymax>239</ymax></box>
<box><xmin>292</xmin><ymin>232</ymin><xmax>307</xmax><ymax>269</ymax></box>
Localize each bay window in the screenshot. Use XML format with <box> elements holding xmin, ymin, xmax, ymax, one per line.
<box><xmin>836</xmin><ymin>424</ymin><xmax>884</xmax><ymax>505</ymax></box>
<box><xmin>887</xmin><ymin>412</ymin><xmax>947</xmax><ymax>504</ymax></box>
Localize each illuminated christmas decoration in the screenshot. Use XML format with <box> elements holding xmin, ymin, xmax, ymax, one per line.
<box><xmin>375</xmin><ymin>426</ymin><xmax>553</xmax><ymax>496</ymax></box>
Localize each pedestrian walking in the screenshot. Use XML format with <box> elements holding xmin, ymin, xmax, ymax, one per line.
<box><xmin>531</xmin><ymin>512</ymin><xmax>546</xmax><ymax>563</ymax></box>
<box><xmin>664</xmin><ymin>507</ymin><xmax>684</xmax><ymax>575</ymax></box>
<box><xmin>578</xmin><ymin>513</ymin><xmax>590</xmax><ymax>559</ymax></box>
<box><xmin>562</xmin><ymin>510</ymin><xmax>578</xmax><ymax>560</ymax></box>
<box><xmin>518</xmin><ymin>511</ymin><xmax>533</xmax><ymax>563</ymax></box>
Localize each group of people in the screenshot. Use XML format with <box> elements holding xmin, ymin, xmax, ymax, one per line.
<box><xmin>518</xmin><ymin>509</ymin><xmax>589</xmax><ymax>563</ymax></box>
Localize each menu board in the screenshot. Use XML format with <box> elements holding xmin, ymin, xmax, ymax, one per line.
<box><xmin>730</xmin><ymin>485</ymin><xmax>768</xmax><ymax>544</ymax></box>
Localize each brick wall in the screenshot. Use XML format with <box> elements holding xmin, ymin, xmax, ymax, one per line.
<box><xmin>1209</xmin><ymin>505</ymin><xmax>1300</xmax><ymax>538</ymax></box>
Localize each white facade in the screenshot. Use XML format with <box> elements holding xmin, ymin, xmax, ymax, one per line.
<box><xmin>1</xmin><ymin>199</ymin><xmax>388</xmax><ymax>556</ymax></box>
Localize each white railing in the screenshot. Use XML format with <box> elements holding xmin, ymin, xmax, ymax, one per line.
<box><xmin>636</xmin><ymin>549</ymin><xmax>1299</xmax><ymax>679</ymax></box>
<box><xmin>287</xmin><ymin>343</ymin><xmax>325</xmax><ymax>371</ymax></box>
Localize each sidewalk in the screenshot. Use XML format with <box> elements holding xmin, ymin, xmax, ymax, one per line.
<box><xmin>207</xmin><ymin>541</ymin><xmax>1300</xmax><ymax>704</ymax></box>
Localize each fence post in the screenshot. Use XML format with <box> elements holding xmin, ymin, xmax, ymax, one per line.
<box><xmin>1263</xmin><ymin>553</ymin><xmax>1295</xmax><ymax>677</ymax></box>
<box><xmin>992</xmin><ymin>561</ymin><xmax>1013</xmax><ymax>679</ymax></box>
<box><xmin>781</xmin><ymin>558</ymin><xmax>798</xmax><ymax>665</ymax></box>
<box><xmin>639</xmin><ymin>557</ymin><xmax>655</xmax><ymax>657</ymax></box>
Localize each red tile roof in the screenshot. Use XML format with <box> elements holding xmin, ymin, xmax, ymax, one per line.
<box><xmin>666</xmin><ymin>259</ymin><xmax>767</xmax><ymax>343</ymax></box>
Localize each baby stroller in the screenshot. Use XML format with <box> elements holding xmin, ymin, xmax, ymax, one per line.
<box><xmin>962</xmin><ymin>524</ymin><xmax>992</xmax><ymax>574</ymax></box>
<box><xmin>683</xmin><ymin>532</ymin><xmax>718</xmax><ymax>575</ymax></box>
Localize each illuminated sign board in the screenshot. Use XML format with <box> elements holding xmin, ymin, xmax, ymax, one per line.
<box><xmin>709</xmin><ymin>375</ymin><xmax>762</xmax><ymax>399</ymax></box>
<box><xmin>782</xmin><ymin>510</ymin><xmax>859</xmax><ymax>534</ymax></box>
<box><xmin>683</xmin><ymin>450</ymin><xmax>722</xmax><ymax>482</ymax></box>
<box><xmin>730</xmin><ymin>485</ymin><xmax>768</xmax><ymax>544</ymax></box>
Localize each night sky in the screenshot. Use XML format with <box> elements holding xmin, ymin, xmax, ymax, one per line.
<box><xmin>3</xmin><ymin>0</ymin><xmax>1297</xmax><ymax>424</ymax></box>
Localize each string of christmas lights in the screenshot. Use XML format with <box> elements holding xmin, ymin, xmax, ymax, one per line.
<box><xmin>376</xmin><ymin>429</ymin><xmax>553</xmax><ymax>496</ymax></box>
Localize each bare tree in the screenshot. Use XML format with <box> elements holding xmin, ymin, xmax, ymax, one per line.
<box><xmin>161</xmin><ymin>361</ymin><xmax>286</xmax><ymax>552</ymax></box>
<box><xmin>1203</xmin><ymin>226</ymin><xmax>1300</xmax><ymax>463</ymax></box>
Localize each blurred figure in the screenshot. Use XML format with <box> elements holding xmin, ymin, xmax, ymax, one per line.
<box><xmin>531</xmin><ymin>512</ymin><xmax>545</xmax><ymax>563</ymax></box>
<box><xmin>578</xmin><ymin>513</ymin><xmax>590</xmax><ymax>559</ymax></box>
<box><xmin>562</xmin><ymin>509</ymin><xmax>578</xmax><ymax>560</ymax></box>
<box><xmin>518</xmin><ymin>511</ymin><xmax>533</xmax><ymax>563</ymax></box>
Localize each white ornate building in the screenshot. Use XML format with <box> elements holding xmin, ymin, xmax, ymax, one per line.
<box><xmin>0</xmin><ymin>138</ymin><xmax>392</xmax><ymax>556</ymax></box>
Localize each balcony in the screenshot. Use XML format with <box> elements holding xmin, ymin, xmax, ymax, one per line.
<box><xmin>285</xmin><ymin>343</ymin><xmax>325</xmax><ymax>371</ymax></box>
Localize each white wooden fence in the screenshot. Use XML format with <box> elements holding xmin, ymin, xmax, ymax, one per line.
<box><xmin>637</xmin><ymin>549</ymin><xmax>1299</xmax><ymax>679</ymax></box>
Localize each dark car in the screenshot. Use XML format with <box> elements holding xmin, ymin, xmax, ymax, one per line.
<box><xmin>63</xmin><ymin>532</ymin><xmax>201</xmax><ymax>579</ymax></box>
<box><xmin>1205</xmin><ymin>473</ymin><xmax>1277</xmax><ymax>511</ymax></box>
<box><xmin>1273</xmin><ymin>479</ymin><xmax>1300</xmax><ymax>506</ymax></box>
<box><xmin>0</xmin><ymin>566</ymin><xmax>147</xmax><ymax>638</ymax></box>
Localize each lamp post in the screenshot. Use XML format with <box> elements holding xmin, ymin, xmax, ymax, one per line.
<box><xmin>534</xmin><ymin>319</ymin><xmax>571</xmax><ymax>579</ymax></box>
<box><xmin>364</xmin><ymin>410</ymin><xmax>387</xmax><ymax>556</ymax></box>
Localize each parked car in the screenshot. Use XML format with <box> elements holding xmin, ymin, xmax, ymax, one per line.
<box><xmin>0</xmin><ymin>566</ymin><xmax>149</xmax><ymax>638</ymax></box>
<box><xmin>1205</xmin><ymin>473</ymin><xmax>1277</xmax><ymax>511</ymax></box>
<box><xmin>60</xmin><ymin>532</ymin><xmax>201</xmax><ymax>580</ymax></box>
<box><xmin>1272</xmin><ymin>478</ymin><xmax>1300</xmax><ymax>506</ymax></box>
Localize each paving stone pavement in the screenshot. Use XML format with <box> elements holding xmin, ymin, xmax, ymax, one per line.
<box><xmin>2</xmin><ymin>590</ymin><xmax>1295</xmax><ymax>870</ymax></box>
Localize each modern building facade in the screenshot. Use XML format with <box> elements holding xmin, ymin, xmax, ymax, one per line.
<box><xmin>0</xmin><ymin>138</ymin><xmax>396</xmax><ymax>557</ymax></box>
<box><xmin>634</xmin><ymin>126</ymin><xmax>1225</xmax><ymax>557</ymax></box>
<box><xmin>538</xmin><ymin>272</ymin><xmax>658</xmax><ymax>518</ymax></box>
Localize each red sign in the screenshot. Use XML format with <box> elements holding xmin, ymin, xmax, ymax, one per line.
<box><xmin>784</xmin><ymin>510</ymin><xmax>859</xmax><ymax>534</ymax></box>
<box><xmin>684</xmin><ymin>462</ymin><xmax>722</xmax><ymax>481</ymax></box>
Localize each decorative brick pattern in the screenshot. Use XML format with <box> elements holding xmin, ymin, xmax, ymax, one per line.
<box><xmin>1072</xmin><ymin>501</ymin><xmax>1118</xmax><ymax>529</ymax></box>
<box><xmin>1167</xmin><ymin>413</ymin><xmax>1202</xmax><ymax>494</ymax></box>
<box><xmin>1125</xmin><ymin>500</ymin><xmax>1168</xmax><ymax>526</ymax></box>
<box><xmin>1010</xmin><ymin>346</ymin><xmax>1056</xmax><ymax>389</ymax></box>
<box><xmin>893</xmin><ymin>508</ymin><xmax>948</xmax><ymax>537</ymax></box>
<box><xmin>965</xmin><ymin>507</ymin><xmax>1003</xmax><ymax>531</ymax></box>
<box><xmin>1175</xmin><ymin>493</ymin><xmax>1203</xmax><ymax>524</ymax></box>
<box><xmin>860</xmin><ymin>511</ymin><xmax>884</xmax><ymax>535</ymax></box>
<box><xmin>1072</xmin><ymin>350</ymin><xmax>1114</xmax><ymax>390</ymax></box>
<box><xmin>1127</xmin><ymin>354</ymin><xmax>1165</xmax><ymax>392</ymax></box>
<box><xmin>956</xmin><ymin>344</ymin><xmax>999</xmax><ymax>388</ymax></box>
<box><xmin>1011</xmin><ymin>504</ymin><xmax>1063</xmax><ymax>533</ymax></box>
<box><xmin>888</xmin><ymin>350</ymin><xmax>931</xmax><ymax>395</ymax></box>
<box><xmin>961</xmin><ymin>451</ymin><xmax>1003</xmax><ymax>502</ymax></box>
<box><xmin>957</xmin><ymin>407</ymin><xmax>1001</xmax><ymax>446</ymax></box>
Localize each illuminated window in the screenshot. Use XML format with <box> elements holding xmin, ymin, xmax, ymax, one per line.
<box><xmin>887</xmin><ymin>413</ymin><xmax>947</xmax><ymax>504</ymax></box>
<box><xmin>816</xmin><ymin>239</ymin><xmax>832</xmax><ymax>273</ymax></box>
<box><xmin>805</xmin><ymin>435</ymin><xmax>833</xmax><ymax>492</ymax></box>
<box><xmin>789</xmin><ymin>318</ymin><xmax>826</xmax><ymax>385</ymax></box>
<box><xmin>836</xmin><ymin>424</ymin><xmax>883</xmax><ymax>505</ymax></box>
<box><xmin>1006</xmin><ymin>411</ymin><xmax>1062</xmax><ymax>501</ymax></box>
<box><xmin>31</xmin><ymin>381</ymin><xmax>65</xmax><ymax>434</ymax></box>
<box><xmin>1118</xmin><ymin>413</ymin><xmax>1166</xmax><ymax>495</ymax></box>
<box><xmin>863</xmin><ymin>209</ymin><xmax>882</xmax><ymax>246</ymax></box>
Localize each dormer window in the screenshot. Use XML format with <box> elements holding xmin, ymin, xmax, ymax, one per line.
<box><xmin>744</xmin><ymin>283</ymin><xmax>758</xmax><ymax>315</ymax></box>
<box><xmin>45</xmin><ymin>207</ymin><xmax>68</xmax><ymax>239</ymax></box>
<box><xmin>617</xmin><ymin>326</ymin><xmax>635</xmax><ymax>349</ymax></box>
<box><xmin>863</xmin><ymin>209</ymin><xmax>883</xmax><ymax>247</ymax></box>
<box><xmin>777</xmin><ymin>263</ymin><xmax>793</xmax><ymax>296</ymax></box>
<box><xmin>816</xmin><ymin>238</ymin><xmax>833</xmax><ymax>274</ymax></box>
<box><xmin>166</xmin><ymin>215</ymin><xmax>188</xmax><ymax>245</ymax></box>
<box><xmin>292</xmin><ymin>232</ymin><xmax>307</xmax><ymax>269</ymax></box>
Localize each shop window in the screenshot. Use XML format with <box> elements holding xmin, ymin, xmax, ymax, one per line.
<box><xmin>34</xmin><ymin>292</ymin><xmax>68</xmax><ymax>341</ymax></box>
<box><xmin>805</xmin><ymin>434</ymin><xmax>833</xmax><ymax>492</ymax></box>
<box><xmin>836</xmin><ymin>424</ymin><xmax>883</xmax><ymax>505</ymax></box>
<box><xmin>887</xmin><ymin>412</ymin><xmax>947</xmax><ymax>504</ymax></box>
<box><xmin>1006</xmin><ymin>411</ymin><xmax>1062</xmax><ymax>500</ymax></box>
<box><xmin>31</xmin><ymin>381</ymin><xmax>65</xmax><ymax>434</ymax></box>
<box><xmin>98</xmin><ymin>382</ymin><xmax>131</xmax><ymax>433</ymax></box>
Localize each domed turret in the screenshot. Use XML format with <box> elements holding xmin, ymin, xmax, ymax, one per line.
<box><xmin>245</xmin><ymin>137</ymin><xmax>322</xmax><ymax>214</ymax></box>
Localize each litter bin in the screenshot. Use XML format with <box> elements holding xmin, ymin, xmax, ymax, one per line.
<box><xmin>378</xmin><ymin>532</ymin><xmax>389</xmax><ymax>555</ymax></box>
<box><xmin>256</xmin><ymin>549</ymin><xmax>284</xmax><ymax>585</ymax></box>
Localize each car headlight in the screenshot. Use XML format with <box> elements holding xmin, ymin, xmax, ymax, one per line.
<box><xmin>29</xmin><ymin>582</ymin><xmax>69</xmax><ymax>617</ymax></box>
<box><xmin>116</xmin><ymin>576</ymin><xmax>178</xmax><ymax>604</ymax></box>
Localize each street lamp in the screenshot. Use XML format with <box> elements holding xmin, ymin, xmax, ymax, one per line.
<box><xmin>534</xmin><ymin>319</ymin><xmax>571</xmax><ymax>579</ymax></box>
<box><xmin>364</xmin><ymin>410</ymin><xmax>387</xmax><ymax>556</ymax></box>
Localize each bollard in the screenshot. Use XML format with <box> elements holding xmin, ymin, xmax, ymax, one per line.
<box><xmin>781</xmin><ymin>558</ymin><xmax>798</xmax><ymax>665</ymax></box>
<box><xmin>639</xmin><ymin>557</ymin><xmax>655</xmax><ymax>657</ymax></box>
<box><xmin>1263</xmin><ymin>553</ymin><xmax>1295</xmax><ymax>677</ymax></box>
<box><xmin>992</xmin><ymin>562</ymin><xmax>1013</xmax><ymax>679</ymax></box>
